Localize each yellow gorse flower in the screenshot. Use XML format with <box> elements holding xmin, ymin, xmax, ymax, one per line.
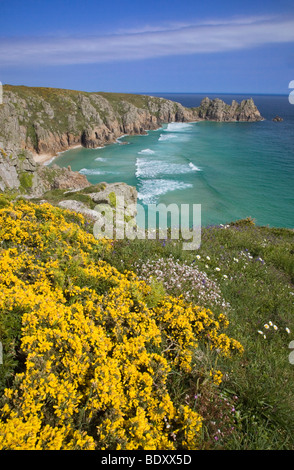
<box><xmin>0</xmin><ymin>199</ymin><xmax>243</xmax><ymax>450</ymax></box>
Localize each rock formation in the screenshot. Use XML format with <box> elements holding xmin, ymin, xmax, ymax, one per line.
<box><xmin>0</xmin><ymin>86</ymin><xmax>197</xmax><ymax>157</ymax></box>
<box><xmin>0</xmin><ymin>86</ymin><xmax>264</xmax><ymax>211</ymax></box>
<box><xmin>57</xmin><ymin>182</ymin><xmax>138</xmax><ymax>227</ymax></box>
<box><xmin>0</xmin><ymin>86</ymin><xmax>263</xmax><ymax>161</ymax></box>
<box><xmin>196</xmin><ymin>97</ymin><xmax>263</xmax><ymax>122</ymax></box>
<box><xmin>0</xmin><ymin>148</ymin><xmax>90</xmax><ymax>196</ymax></box>
<box><xmin>272</xmin><ymin>115</ymin><xmax>283</xmax><ymax>122</ymax></box>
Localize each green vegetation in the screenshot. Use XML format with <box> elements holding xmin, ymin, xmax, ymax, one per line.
<box><xmin>0</xmin><ymin>192</ymin><xmax>293</xmax><ymax>449</ymax></box>
<box><xmin>82</xmin><ymin>182</ymin><xmax>107</xmax><ymax>193</ymax></box>
<box><xmin>0</xmin><ymin>198</ymin><xmax>242</xmax><ymax>450</ymax></box>
<box><xmin>1</xmin><ymin>85</ymin><xmax>185</xmax><ymax>151</ymax></box>
<box><xmin>97</xmin><ymin>91</ymin><xmax>152</xmax><ymax>110</ymax></box>
<box><xmin>18</xmin><ymin>172</ymin><xmax>33</xmax><ymax>192</ymax></box>
<box><xmin>102</xmin><ymin>221</ymin><xmax>294</xmax><ymax>449</ymax></box>
<box><xmin>108</xmin><ymin>191</ymin><xmax>117</xmax><ymax>208</ymax></box>
<box><xmin>39</xmin><ymin>188</ymin><xmax>96</xmax><ymax>209</ymax></box>
<box><xmin>31</xmin><ymin>183</ymin><xmax>108</xmax><ymax>209</ymax></box>
<box><xmin>25</xmin><ymin>124</ymin><xmax>38</xmax><ymax>150</ymax></box>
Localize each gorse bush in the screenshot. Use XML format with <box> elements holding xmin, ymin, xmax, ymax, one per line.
<box><xmin>0</xmin><ymin>199</ymin><xmax>243</xmax><ymax>450</ymax></box>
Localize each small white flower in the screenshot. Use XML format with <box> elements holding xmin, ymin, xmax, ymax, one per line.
<box><xmin>215</xmin><ymin>267</ymin><xmax>220</xmax><ymax>271</ymax></box>
<box><xmin>205</xmin><ymin>264</ymin><xmax>209</xmax><ymax>269</ymax></box>
<box><xmin>223</xmin><ymin>274</ymin><xmax>228</xmax><ymax>279</ymax></box>
<box><xmin>269</xmin><ymin>321</ymin><xmax>273</xmax><ymax>326</ymax></box>
<box><xmin>206</xmin><ymin>256</ymin><xmax>210</xmax><ymax>260</ymax></box>
<box><xmin>196</xmin><ymin>254</ymin><xmax>201</xmax><ymax>259</ymax></box>
<box><xmin>273</xmin><ymin>325</ymin><xmax>278</xmax><ymax>330</ymax></box>
<box><xmin>258</xmin><ymin>330</ymin><xmax>264</xmax><ymax>335</ymax></box>
<box><xmin>264</xmin><ymin>324</ymin><xmax>270</xmax><ymax>329</ymax></box>
<box><xmin>286</xmin><ymin>327</ymin><xmax>291</xmax><ymax>334</ymax></box>
<box><xmin>233</xmin><ymin>257</ymin><xmax>239</xmax><ymax>262</ymax></box>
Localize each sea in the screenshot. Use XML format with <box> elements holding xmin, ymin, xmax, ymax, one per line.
<box><xmin>48</xmin><ymin>93</ymin><xmax>294</xmax><ymax>229</ymax></box>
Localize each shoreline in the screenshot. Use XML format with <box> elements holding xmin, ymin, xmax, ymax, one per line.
<box><xmin>32</xmin><ymin>122</ymin><xmax>191</xmax><ymax>166</ymax></box>
<box><xmin>31</xmin><ymin>114</ymin><xmax>264</xmax><ymax>167</ymax></box>
<box><xmin>32</xmin><ymin>144</ymin><xmax>83</xmax><ymax>165</ymax></box>
<box><xmin>32</xmin><ymin>128</ymin><xmax>164</xmax><ymax>166</ymax></box>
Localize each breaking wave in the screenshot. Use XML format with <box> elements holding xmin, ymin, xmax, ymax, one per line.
<box><xmin>136</xmin><ymin>157</ymin><xmax>200</xmax><ymax>178</ymax></box>
<box><xmin>137</xmin><ymin>179</ymin><xmax>193</xmax><ymax>205</ymax></box>
<box><xmin>138</xmin><ymin>148</ymin><xmax>155</xmax><ymax>155</ymax></box>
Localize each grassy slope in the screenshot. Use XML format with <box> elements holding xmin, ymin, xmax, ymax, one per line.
<box><xmin>2</xmin><ymin>85</ymin><xmax>171</xmax><ymax>119</ymax></box>
<box><xmin>0</xmin><ymin>193</ymin><xmax>293</xmax><ymax>448</ymax></box>
<box><xmin>0</xmin><ymin>87</ymin><xmax>292</xmax><ymax>448</ymax></box>
<box><xmin>103</xmin><ymin>219</ymin><xmax>294</xmax><ymax>449</ymax></box>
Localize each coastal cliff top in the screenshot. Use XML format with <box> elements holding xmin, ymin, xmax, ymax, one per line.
<box><xmin>0</xmin><ymin>85</ymin><xmax>263</xmax><ymax>157</ymax></box>
<box><xmin>0</xmin><ymin>85</ymin><xmax>263</xmax><ymax>197</ymax></box>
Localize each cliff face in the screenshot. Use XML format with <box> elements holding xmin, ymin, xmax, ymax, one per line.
<box><xmin>0</xmin><ymin>86</ymin><xmax>263</xmax><ymax>158</ymax></box>
<box><xmin>0</xmin><ymin>85</ymin><xmax>263</xmax><ymax>197</ymax></box>
<box><xmin>0</xmin><ymin>147</ymin><xmax>90</xmax><ymax>196</ymax></box>
<box><xmin>0</xmin><ymin>86</ymin><xmax>196</xmax><ymax>157</ymax></box>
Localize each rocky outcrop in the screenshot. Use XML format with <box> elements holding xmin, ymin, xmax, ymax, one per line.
<box><xmin>0</xmin><ymin>144</ymin><xmax>138</xmax><ymax>228</ymax></box>
<box><xmin>57</xmin><ymin>182</ymin><xmax>138</xmax><ymax>226</ymax></box>
<box><xmin>272</xmin><ymin>115</ymin><xmax>283</xmax><ymax>122</ymax></box>
<box><xmin>89</xmin><ymin>181</ymin><xmax>137</xmax><ymax>205</ymax></box>
<box><xmin>0</xmin><ymin>86</ymin><xmax>196</xmax><ymax>157</ymax></box>
<box><xmin>0</xmin><ymin>86</ymin><xmax>263</xmax><ymax>161</ymax></box>
<box><xmin>58</xmin><ymin>199</ymin><xmax>104</xmax><ymax>222</ymax></box>
<box><xmin>0</xmin><ymin>86</ymin><xmax>264</xmax><ymax>205</ymax></box>
<box><xmin>0</xmin><ymin>147</ymin><xmax>90</xmax><ymax>196</ymax></box>
<box><xmin>196</xmin><ymin>97</ymin><xmax>263</xmax><ymax>122</ymax></box>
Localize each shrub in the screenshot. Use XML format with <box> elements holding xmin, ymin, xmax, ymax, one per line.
<box><xmin>0</xmin><ymin>200</ymin><xmax>243</xmax><ymax>450</ymax></box>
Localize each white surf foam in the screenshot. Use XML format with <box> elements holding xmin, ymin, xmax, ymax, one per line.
<box><xmin>94</xmin><ymin>157</ymin><xmax>107</xmax><ymax>162</ymax></box>
<box><xmin>158</xmin><ymin>134</ymin><xmax>179</xmax><ymax>142</ymax></box>
<box><xmin>189</xmin><ymin>162</ymin><xmax>201</xmax><ymax>171</ymax></box>
<box><xmin>137</xmin><ymin>179</ymin><xmax>193</xmax><ymax>205</ymax></box>
<box><xmin>79</xmin><ymin>168</ymin><xmax>109</xmax><ymax>175</ymax></box>
<box><xmin>138</xmin><ymin>148</ymin><xmax>155</xmax><ymax>155</ymax></box>
<box><xmin>165</xmin><ymin>122</ymin><xmax>194</xmax><ymax>132</ymax></box>
<box><xmin>44</xmin><ymin>157</ymin><xmax>56</xmax><ymax>166</ymax></box>
<box><xmin>136</xmin><ymin>157</ymin><xmax>200</xmax><ymax>178</ymax></box>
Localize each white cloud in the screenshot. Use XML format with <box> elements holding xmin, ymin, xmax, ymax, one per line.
<box><xmin>1</xmin><ymin>15</ymin><xmax>294</xmax><ymax>66</ymax></box>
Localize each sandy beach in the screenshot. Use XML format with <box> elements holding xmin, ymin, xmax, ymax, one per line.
<box><xmin>32</xmin><ymin>145</ymin><xmax>82</xmax><ymax>165</ymax></box>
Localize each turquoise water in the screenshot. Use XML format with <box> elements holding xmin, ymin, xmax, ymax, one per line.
<box><xmin>49</xmin><ymin>94</ymin><xmax>294</xmax><ymax>228</ymax></box>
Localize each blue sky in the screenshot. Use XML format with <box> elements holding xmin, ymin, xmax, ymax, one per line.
<box><xmin>0</xmin><ymin>0</ymin><xmax>294</xmax><ymax>93</ymax></box>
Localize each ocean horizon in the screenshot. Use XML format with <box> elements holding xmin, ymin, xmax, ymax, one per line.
<box><xmin>49</xmin><ymin>92</ymin><xmax>294</xmax><ymax>229</ymax></box>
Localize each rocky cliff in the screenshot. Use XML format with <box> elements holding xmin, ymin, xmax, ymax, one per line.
<box><xmin>0</xmin><ymin>85</ymin><xmax>263</xmax><ymax>198</ymax></box>
<box><xmin>196</xmin><ymin>97</ymin><xmax>263</xmax><ymax>122</ymax></box>
<box><xmin>0</xmin><ymin>148</ymin><xmax>90</xmax><ymax>196</ymax></box>
<box><xmin>0</xmin><ymin>85</ymin><xmax>263</xmax><ymax>158</ymax></box>
<box><xmin>0</xmin><ymin>86</ymin><xmax>197</xmax><ymax>157</ymax></box>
